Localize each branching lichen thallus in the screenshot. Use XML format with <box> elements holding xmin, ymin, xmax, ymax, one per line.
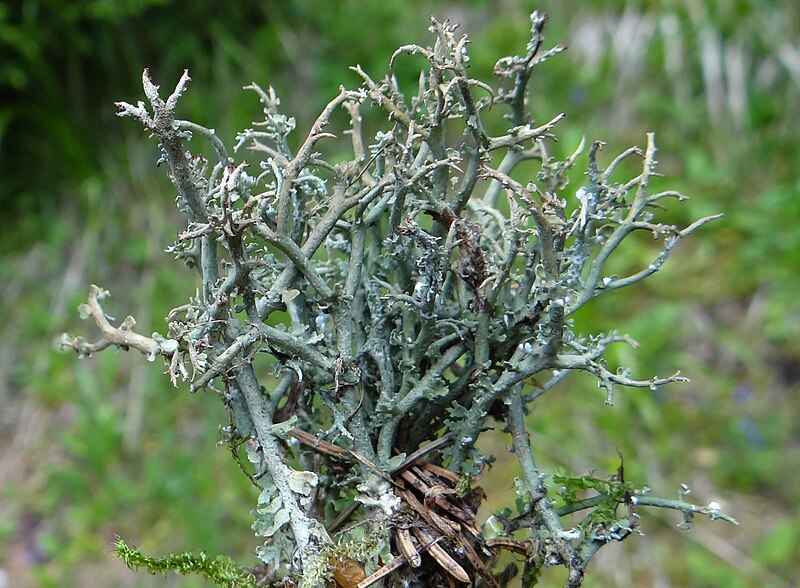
<box><xmin>62</xmin><ymin>12</ymin><xmax>731</xmax><ymax>588</ymax></box>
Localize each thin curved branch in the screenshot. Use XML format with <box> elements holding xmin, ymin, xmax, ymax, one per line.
<box><xmin>60</xmin><ymin>285</ymin><xmax>176</xmax><ymax>361</ymax></box>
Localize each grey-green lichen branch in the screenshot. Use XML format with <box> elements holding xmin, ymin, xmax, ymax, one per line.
<box><xmin>507</xmin><ymin>385</ymin><xmax>586</xmax><ymax>587</ymax></box>
<box><xmin>553</xmin><ymin>492</ymin><xmax>739</xmax><ymax>527</ymax></box>
<box><xmin>63</xmin><ymin>11</ymin><xmax>727</xmax><ymax>587</ymax></box>
<box><xmin>59</xmin><ymin>284</ymin><xmax>179</xmax><ymax>368</ymax></box>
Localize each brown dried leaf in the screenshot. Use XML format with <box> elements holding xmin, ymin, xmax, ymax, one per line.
<box><xmin>332</xmin><ymin>558</ymin><xmax>366</xmax><ymax>588</ymax></box>
<box><xmin>485</xmin><ymin>537</ymin><xmax>533</xmax><ymax>556</ymax></box>
<box><xmin>413</xmin><ymin>526</ymin><xmax>470</xmax><ymax>584</ymax></box>
<box><xmin>396</xmin><ymin>527</ymin><xmax>422</xmax><ymax>567</ymax></box>
<box><xmin>452</xmin><ymin>529</ymin><xmax>500</xmax><ymax>588</ymax></box>
<box><xmin>355</xmin><ymin>556</ymin><xmax>406</xmax><ymax>588</ymax></box>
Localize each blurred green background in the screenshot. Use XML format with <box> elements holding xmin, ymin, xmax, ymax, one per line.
<box><xmin>1</xmin><ymin>0</ymin><xmax>797</xmax><ymax>586</ymax></box>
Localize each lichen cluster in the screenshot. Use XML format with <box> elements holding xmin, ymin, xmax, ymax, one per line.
<box><xmin>64</xmin><ymin>12</ymin><xmax>732</xmax><ymax>587</ymax></box>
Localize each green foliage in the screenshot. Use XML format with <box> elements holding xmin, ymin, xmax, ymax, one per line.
<box><xmin>552</xmin><ymin>469</ymin><xmax>633</xmax><ymax>518</ymax></box>
<box><xmin>114</xmin><ymin>539</ymin><xmax>256</xmax><ymax>588</ymax></box>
